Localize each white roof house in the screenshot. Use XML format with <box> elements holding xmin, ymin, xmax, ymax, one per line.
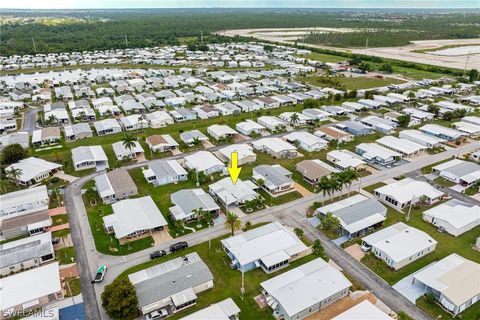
<box><xmin>145</xmin><ymin>111</ymin><xmax>174</xmax><ymax>128</ymax></box>
<box><xmin>235</xmin><ymin>120</ymin><xmax>266</xmax><ymax>136</ymax></box>
<box><xmin>93</xmin><ymin>118</ymin><xmax>122</xmax><ymax>136</ymax></box>
<box><xmin>183</xmin><ymin>151</ymin><xmax>225</xmax><ymax>175</ymax></box>
<box><xmin>180</xmin><ymin>130</ymin><xmax>208</xmax><ymax>145</ymax></box>
<box><xmin>0</xmin><ymin>185</ymin><xmax>48</xmax><ymax>219</ymax></box>
<box><xmin>142</xmin><ymin>160</ymin><xmax>188</xmax><ymax>187</ymax></box>
<box><xmin>315</xmin><ymin>194</ymin><xmax>387</xmax><ymax>238</ymax></box>
<box><xmin>279</xmin><ymin>112</ymin><xmax>312</xmax><ymax>126</ymax></box>
<box><xmin>208</xmin><ymin>177</ymin><xmax>259</xmax><ymax>207</ymax></box>
<box><xmin>399</xmin><ymin>129</ymin><xmax>446</xmax><ymax>148</ymax></box>
<box><xmin>260</xmin><ymin>258</ymin><xmax>351</xmax><ymax>320</ymax></box>
<box><xmin>0</xmin><ymin>262</ymin><xmax>62</xmax><ymax>313</ymax></box>
<box><xmin>119</xmin><ymin>115</ymin><xmax>150</xmax><ymax>131</ymax></box>
<box><xmin>103</xmin><ymin>196</ymin><xmax>168</xmax><ymax>240</ymax></box>
<box><xmin>5</xmin><ymin>157</ymin><xmax>62</xmax><ymax>186</ymax></box>
<box><xmin>413</xmin><ymin>254</ymin><xmax>480</xmax><ymax>316</ymax></box>
<box><xmin>252</xmin><ymin>138</ymin><xmax>297</xmax><ymax>159</ymax></box>
<box><xmin>284</xmin><ymin>131</ymin><xmax>327</xmax><ymax>152</ymax></box>
<box><xmin>180</xmin><ymin>298</ymin><xmax>240</xmax><ymax>320</ymax></box>
<box><xmin>355</xmin><ymin>143</ymin><xmax>401</xmax><ymax>165</ymax></box>
<box><xmin>218</xmin><ymin>144</ymin><xmax>256</xmax><ymax>166</ymax></box>
<box><xmin>71</xmin><ymin>145</ymin><xmax>109</xmax><ymax>171</ymax></box>
<box><xmin>420</xmin><ymin>124</ymin><xmax>465</xmax><ymax>141</ymax></box>
<box><xmin>423</xmin><ymin>199</ymin><xmax>480</xmax><ymax>237</ymax></box>
<box><xmin>432</xmin><ymin>159</ymin><xmax>480</xmax><ymax>186</ymax></box>
<box><xmin>453</xmin><ymin>121</ymin><xmax>480</xmax><ymax>136</ymax></box>
<box><xmin>376</xmin><ymin>136</ymin><xmax>426</xmax><ymax>157</ymax></box>
<box><xmin>112</xmin><ymin>141</ymin><xmax>145</xmax><ymax>160</ymax></box>
<box><xmin>207</xmin><ymin>124</ymin><xmax>238</xmax><ymax>141</ymax></box>
<box><xmin>332</xmin><ymin>301</ymin><xmax>393</xmax><ymax>320</ymax></box>
<box><xmin>221</xmin><ymin>221</ymin><xmax>309</xmax><ymax>273</ymax></box>
<box><xmin>462</xmin><ymin>115</ymin><xmax>480</xmax><ymax>126</ymax></box>
<box><xmin>362</xmin><ymin>222</ymin><xmax>437</xmax><ymax>270</ymax></box>
<box><xmin>169</xmin><ymin>189</ymin><xmax>220</xmax><ymax>221</ymax></box>
<box><xmin>374</xmin><ymin>177</ymin><xmax>443</xmax><ymax>210</ymax></box>
<box><xmin>326</xmin><ymin>150</ymin><xmax>365</xmax><ymax>171</ymax></box>
<box><xmin>257</xmin><ymin>116</ymin><xmax>287</xmax><ymax>131</ymax></box>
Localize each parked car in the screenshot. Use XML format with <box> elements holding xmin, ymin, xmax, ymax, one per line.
<box><xmin>51</xmin><ymin>237</ymin><xmax>60</xmax><ymax>245</ymax></box>
<box><xmin>150</xmin><ymin>250</ymin><xmax>167</xmax><ymax>259</ymax></box>
<box><xmin>170</xmin><ymin>241</ymin><xmax>188</xmax><ymax>253</ymax></box>
<box><xmin>361</xmin><ymin>243</ymin><xmax>372</xmax><ymax>252</ymax></box>
<box><xmin>91</xmin><ymin>265</ymin><xmax>107</xmax><ymax>283</ymax></box>
<box><xmin>437</xmin><ymin>226</ymin><xmax>446</xmax><ymax>233</ymax></box>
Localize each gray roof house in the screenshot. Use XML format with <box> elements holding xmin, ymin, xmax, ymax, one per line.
<box><xmin>315</xmin><ymin>194</ymin><xmax>387</xmax><ymax>238</ymax></box>
<box><xmin>0</xmin><ymin>231</ymin><xmax>54</xmax><ymax>276</ymax></box>
<box><xmin>252</xmin><ymin>165</ymin><xmax>295</xmax><ymax>196</ymax></box>
<box><xmin>169</xmin><ymin>189</ymin><xmax>220</xmax><ymax>222</ymax></box>
<box><xmin>94</xmin><ymin>169</ymin><xmax>138</xmax><ymax>203</ymax></box>
<box><xmin>180</xmin><ymin>130</ymin><xmax>208</xmax><ymax>145</ymax></box>
<box><xmin>71</xmin><ymin>146</ymin><xmax>109</xmax><ymax>171</ymax></box>
<box><xmin>64</xmin><ymin>123</ymin><xmax>93</xmax><ymax>142</ymax></box>
<box><xmin>128</xmin><ymin>252</ymin><xmax>214</xmax><ymax>319</ymax></box>
<box><xmin>142</xmin><ymin>160</ymin><xmax>188</xmax><ymax>187</ymax></box>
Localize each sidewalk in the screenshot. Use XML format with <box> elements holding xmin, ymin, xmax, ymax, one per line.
<box><xmin>49</xmin><ymin>223</ymin><xmax>70</xmax><ymax>232</ymax></box>
<box><xmin>49</xmin><ymin>206</ymin><xmax>66</xmax><ymax>216</ymax></box>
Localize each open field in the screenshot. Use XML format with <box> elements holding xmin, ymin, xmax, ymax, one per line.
<box><xmin>220</xmin><ymin>29</ymin><xmax>480</xmax><ymax>70</ymax></box>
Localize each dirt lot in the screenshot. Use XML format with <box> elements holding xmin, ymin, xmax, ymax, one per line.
<box><xmin>219</xmin><ymin>28</ymin><xmax>480</xmax><ymax>70</ymax></box>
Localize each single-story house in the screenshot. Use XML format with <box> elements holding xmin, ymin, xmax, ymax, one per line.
<box><xmin>315</xmin><ymin>194</ymin><xmax>387</xmax><ymax>238</ymax></box>
<box><xmin>326</xmin><ymin>150</ymin><xmax>366</xmax><ymax>171</ymax></box>
<box><xmin>71</xmin><ymin>145</ymin><xmax>109</xmax><ymax>171</ymax></box>
<box><xmin>252</xmin><ymin>138</ymin><xmax>297</xmax><ymax>159</ymax></box>
<box><xmin>252</xmin><ymin>165</ymin><xmax>294</xmax><ymax>196</ymax></box>
<box><xmin>221</xmin><ymin>221</ymin><xmax>311</xmax><ymax>273</ymax></box>
<box><xmin>217</xmin><ymin>144</ymin><xmax>256</xmax><ymax>166</ymax></box>
<box><xmin>94</xmin><ymin>169</ymin><xmax>138</xmax><ymax>203</ymax></box>
<box><xmin>332</xmin><ymin>301</ymin><xmax>393</xmax><ymax>320</ymax></box>
<box><xmin>128</xmin><ymin>253</ymin><xmax>214</xmax><ymax>319</ymax></box>
<box><xmin>236</xmin><ymin>120</ymin><xmax>266</xmax><ymax>136</ymax></box>
<box><xmin>180</xmin><ymin>130</ymin><xmax>209</xmax><ymax>146</ymax></box>
<box><xmin>335</xmin><ymin>121</ymin><xmax>373</xmax><ymax>136</ymax></box>
<box><xmin>93</xmin><ymin>119</ymin><xmax>122</xmax><ymax>136</ymax></box>
<box><xmin>376</xmin><ymin>136</ymin><xmax>426</xmax><ymax>157</ymax></box>
<box><xmin>296</xmin><ymin>159</ymin><xmax>334</xmax><ymax>185</ymax></box>
<box><xmin>260</xmin><ymin>257</ymin><xmax>351</xmax><ymax>320</ymax></box>
<box><xmin>208</xmin><ymin>177</ymin><xmax>259</xmax><ymax>207</ymax></box>
<box><xmin>183</xmin><ymin>151</ymin><xmax>225</xmax><ymax>175</ymax></box>
<box><xmin>64</xmin><ymin>123</ymin><xmax>93</xmax><ymax>142</ymax></box>
<box><xmin>284</xmin><ymin>131</ymin><xmax>327</xmax><ymax>152</ymax></box>
<box><xmin>257</xmin><ymin>116</ymin><xmax>288</xmax><ymax>132</ymax></box>
<box><xmin>374</xmin><ymin>178</ymin><xmax>443</xmax><ymax>210</ymax></box>
<box><xmin>422</xmin><ymin>199</ymin><xmax>480</xmax><ymax>237</ymax></box>
<box><xmin>432</xmin><ymin>159</ymin><xmax>480</xmax><ymax>187</ymax></box>
<box><xmin>0</xmin><ymin>132</ymin><xmax>29</xmax><ymax>151</ymax></box>
<box><xmin>412</xmin><ymin>254</ymin><xmax>480</xmax><ymax>316</ymax></box>
<box><xmin>146</xmin><ymin>134</ymin><xmax>179</xmax><ymax>152</ymax></box>
<box><xmin>32</xmin><ymin>127</ymin><xmax>61</xmax><ymax>147</ymax></box>
<box><xmin>420</xmin><ymin>124</ymin><xmax>465</xmax><ymax>141</ymax></box>
<box><xmin>169</xmin><ymin>189</ymin><xmax>220</xmax><ymax>222</ymax></box>
<box><xmin>112</xmin><ymin>141</ymin><xmax>145</xmax><ymax>160</ymax></box>
<box><xmin>453</xmin><ymin>121</ymin><xmax>480</xmax><ymax>137</ymax></box>
<box><xmin>355</xmin><ymin>143</ymin><xmax>401</xmax><ymax>165</ymax></box>
<box><xmin>103</xmin><ymin>196</ymin><xmax>168</xmax><ymax>242</ymax></box>
<box><xmin>207</xmin><ymin>124</ymin><xmax>238</xmax><ymax>141</ymax></box>
<box><xmin>362</xmin><ymin>222</ymin><xmax>437</xmax><ymax>270</ymax></box>
<box><xmin>180</xmin><ymin>298</ymin><xmax>240</xmax><ymax>320</ymax></box>
<box><xmin>142</xmin><ymin>160</ymin><xmax>188</xmax><ymax>186</ymax></box>
<box><xmin>302</xmin><ymin>108</ymin><xmax>330</xmax><ymax>121</ymax></box>
<box><xmin>169</xmin><ymin>107</ymin><xmax>196</xmax><ymax>122</ymax></box>
<box><xmin>119</xmin><ymin>115</ymin><xmax>150</xmax><ymax>131</ymax></box>
<box><xmin>145</xmin><ymin>111</ymin><xmax>174</xmax><ymax>128</ymax></box>
<box><xmin>5</xmin><ymin>157</ymin><xmax>61</xmax><ymax>186</ymax></box>
<box><xmin>315</xmin><ymin>127</ymin><xmax>353</xmax><ymax>143</ymax></box>
<box><xmin>398</xmin><ymin>130</ymin><xmax>446</xmax><ymax>148</ymax></box>
<box><xmin>359</xmin><ymin>116</ymin><xmax>396</xmax><ymax>134</ymax></box>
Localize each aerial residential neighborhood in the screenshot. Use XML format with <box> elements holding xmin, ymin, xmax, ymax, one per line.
<box><xmin>0</xmin><ymin>3</ymin><xmax>479</xmax><ymax>320</ymax></box>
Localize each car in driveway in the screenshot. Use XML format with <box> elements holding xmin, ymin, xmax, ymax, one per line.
<box><xmin>91</xmin><ymin>265</ymin><xmax>107</xmax><ymax>283</ymax></box>
<box><xmin>150</xmin><ymin>250</ymin><xmax>167</xmax><ymax>259</ymax></box>
<box><xmin>361</xmin><ymin>243</ymin><xmax>372</xmax><ymax>252</ymax></box>
<box><xmin>169</xmin><ymin>241</ymin><xmax>188</xmax><ymax>253</ymax></box>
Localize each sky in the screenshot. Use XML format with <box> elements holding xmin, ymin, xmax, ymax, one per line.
<box><xmin>2</xmin><ymin>0</ymin><xmax>479</xmax><ymax>9</ymax></box>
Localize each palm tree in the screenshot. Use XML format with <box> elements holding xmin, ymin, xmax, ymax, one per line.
<box><xmin>224</xmin><ymin>212</ymin><xmax>241</xmax><ymax>236</ymax></box>
<box><xmin>137</xmin><ymin>115</ymin><xmax>147</xmax><ymax>134</ymax></box>
<box><xmin>6</xmin><ymin>167</ymin><xmax>23</xmax><ymax>189</ymax></box>
<box><xmin>191</xmin><ymin>137</ymin><xmax>201</xmax><ymax>147</ymax></box>
<box><xmin>328</xmin><ymin>176</ymin><xmax>341</xmax><ymax>203</ymax></box>
<box><xmin>334</xmin><ymin>172</ymin><xmax>349</xmax><ymax>199</ymax></box>
<box><xmin>318</xmin><ymin>176</ymin><xmax>331</xmax><ymax>205</ymax></box>
<box><xmin>77</xmin><ymin>111</ymin><xmax>86</xmax><ymax>121</ymax></box>
<box><xmin>289</xmin><ymin>112</ymin><xmax>300</xmax><ymax>127</ymax></box>
<box><xmin>47</xmin><ymin>114</ymin><xmax>57</xmax><ymax>125</ymax></box>
<box><xmin>122</xmin><ymin>134</ymin><xmax>138</xmax><ymax>160</ymax></box>
<box><xmin>345</xmin><ymin>169</ymin><xmax>359</xmax><ymax>196</ymax></box>
<box><xmin>0</xmin><ymin>177</ymin><xmax>8</xmax><ymax>193</ymax></box>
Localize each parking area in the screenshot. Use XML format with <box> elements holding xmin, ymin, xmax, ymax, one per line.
<box><xmin>392</xmin><ymin>269</ymin><xmax>428</xmax><ymax>303</ymax></box>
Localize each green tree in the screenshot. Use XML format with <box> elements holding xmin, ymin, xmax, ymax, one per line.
<box><xmin>293</xmin><ymin>227</ymin><xmax>304</xmax><ymax>238</ymax></box>
<box><xmin>101</xmin><ymin>278</ymin><xmax>139</xmax><ymax>320</ymax></box>
<box><xmin>397</xmin><ymin>114</ymin><xmax>411</xmax><ymax>128</ymax></box>
<box><xmin>379</xmin><ymin>63</ymin><xmax>393</xmax><ymax>73</ymax></box>
<box><xmin>1</xmin><ymin>143</ymin><xmax>27</xmax><ymax>165</ymax></box>
<box><xmin>6</xmin><ymin>167</ymin><xmax>23</xmax><ymax>189</ymax></box>
<box><xmin>427</xmin><ymin>104</ymin><xmax>440</xmax><ymax>117</ymax></box>
<box><xmin>224</xmin><ymin>212</ymin><xmax>241</xmax><ymax>236</ymax></box>
<box><xmin>303</xmin><ymin>98</ymin><xmax>319</xmax><ymax>109</ymax></box>
<box><xmin>289</xmin><ymin>112</ymin><xmax>300</xmax><ymax>127</ymax></box>
<box><xmin>322</xmin><ymin>212</ymin><xmax>341</xmax><ymax>232</ymax></box>
<box><xmin>468</xmin><ymin>69</ymin><xmax>479</xmax><ymax>82</ymax></box>
<box><xmin>397</xmin><ymin>311</ymin><xmax>414</xmax><ymax>320</ymax></box>
<box><xmin>312</xmin><ymin>239</ymin><xmax>324</xmax><ymax>257</ymax></box>
<box><xmin>121</xmin><ymin>134</ymin><xmax>138</xmax><ymax>160</ymax></box>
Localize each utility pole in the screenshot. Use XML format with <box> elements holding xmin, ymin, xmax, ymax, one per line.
<box><xmin>241</xmin><ymin>269</ymin><xmax>245</xmax><ymax>299</ymax></box>
<box><xmin>463</xmin><ymin>49</ymin><xmax>471</xmax><ymax>76</ymax></box>
<box><xmin>200</xmin><ymin>31</ymin><xmax>204</xmax><ymax>44</ymax></box>
<box><xmin>406</xmin><ymin>194</ymin><xmax>415</xmax><ymax>222</ymax></box>
<box><xmin>32</xmin><ymin>38</ymin><xmax>37</xmax><ymax>54</ymax></box>
<box><xmin>125</xmin><ymin>33</ymin><xmax>128</xmax><ymax>48</ymax></box>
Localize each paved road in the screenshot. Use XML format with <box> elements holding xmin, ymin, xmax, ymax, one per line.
<box><xmin>22</xmin><ymin>107</ymin><xmax>40</xmax><ymax>133</ymax></box>
<box><xmin>64</xmin><ymin>139</ymin><xmax>480</xmax><ymax>320</ymax></box>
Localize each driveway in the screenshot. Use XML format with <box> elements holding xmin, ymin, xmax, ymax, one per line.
<box><xmin>392</xmin><ymin>272</ymin><xmax>427</xmax><ymax>303</ymax></box>
<box><xmin>22</xmin><ymin>107</ymin><xmax>41</xmax><ymax>133</ymax></box>
<box><xmin>294</xmin><ymin>182</ymin><xmax>312</xmax><ymax>197</ymax></box>
<box><xmin>344</xmin><ymin>244</ymin><xmax>365</xmax><ymax>262</ymax></box>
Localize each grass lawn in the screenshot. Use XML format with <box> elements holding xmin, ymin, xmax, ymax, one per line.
<box><xmin>116</xmin><ymin>225</ymin><xmax>329</xmax><ymax>320</ymax></box>
<box><xmin>52</xmin><ymin>228</ymin><xmax>71</xmax><ymax>238</ymax></box>
<box><xmin>465</xmin><ymin>185</ymin><xmax>479</xmax><ymax>196</ymax></box>
<box><xmin>421</xmin><ymin>157</ymin><xmax>455</xmax><ymax>174</ymax></box>
<box><xmin>300</xmin><ymin>52</ymin><xmax>347</xmax><ymax>63</ymax></box>
<box><xmin>84</xmin><ymin>193</ymin><xmax>155</xmax><ymax>255</ymax></box>
<box><xmin>361</xmin><ymin>202</ymin><xmax>480</xmax><ymax>286</ymax></box>
<box><xmin>56</xmin><ymin>246</ymin><xmax>76</xmax><ymax>265</ymax></box>
<box><xmin>362</xmin><ymin>182</ymin><xmax>386</xmax><ymax>195</ymax></box>
<box><xmin>433</xmin><ymin>177</ymin><xmax>456</xmax><ymax>188</ymax></box>
<box><xmin>52</xmin><ymin>214</ymin><xmax>69</xmax><ymax>226</ymax></box>
<box><xmin>335</xmin><ymin>76</ymin><xmax>405</xmax><ymax>91</ymax></box>
<box><xmin>65</xmin><ymin>277</ymin><xmax>82</xmax><ymax>297</ymax></box>
<box><xmin>258</xmin><ymin>189</ymin><xmax>302</xmax><ymax>206</ymax></box>
<box><xmin>417</xmin><ymin>295</ymin><xmax>480</xmax><ymax>320</ymax></box>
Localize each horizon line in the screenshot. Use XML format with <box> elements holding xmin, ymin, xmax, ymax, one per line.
<box><xmin>2</xmin><ymin>7</ymin><xmax>480</xmax><ymax>10</ymax></box>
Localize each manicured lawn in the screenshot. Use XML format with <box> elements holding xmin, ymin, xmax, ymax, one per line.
<box><xmin>361</xmin><ymin>202</ymin><xmax>480</xmax><ymax>285</ymax></box>
<box><xmin>84</xmin><ymin>193</ymin><xmax>155</xmax><ymax>255</ymax></box>
<box><xmin>52</xmin><ymin>228</ymin><xmax>71</xmax><ymax>238</ymax></box>
<box><xmin>417</xmin><ymin>295</ymin><xmax>480</xmax><ymax>320</ymax></box>
<box><xmin>433</xmin><ymin>177</ymin><xmax>456</xmax><ymax>188</ymax></box>
<box><xmin>52</xmin><ymin>214</ymin><xmax>69</xmax><ymax>226</ymax></box>
<box><xmin>335</xmin><ymin>76</ymin><xmax>405</xmax><ymax>91</ymax></box>
<box><xmin>65</xmin><ymin>277</ymin><xmax>82</xmax><ymax>297</ymax></box>
<box><xmin>362</xmin><ymin>182</ymin><xmax>386</xmax><ymax>195</ymax></box>
<box><xmin>56</xmin><ymin>246</ymin><xmax>76</xmax><ymax>265</ymax></box>
<box><xmin>421</xmin><ymin>157</ymin><xmax>454</xmax><ymax>174</ymax></box>
<box><xmin>116</xmin><ymin>225</ymin><xmax>328</xmax><ymax>320</ymax></box>
<box><xmin>300</xmin><ymin>52</ymin><xmax>347</xmax><ymax>63</ymax></box>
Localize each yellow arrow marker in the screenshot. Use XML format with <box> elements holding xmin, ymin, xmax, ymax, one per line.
<box><xmin>228</xmin><ymin>151</ymin><xmax>242</xmax><ymax>185</ymax></box>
